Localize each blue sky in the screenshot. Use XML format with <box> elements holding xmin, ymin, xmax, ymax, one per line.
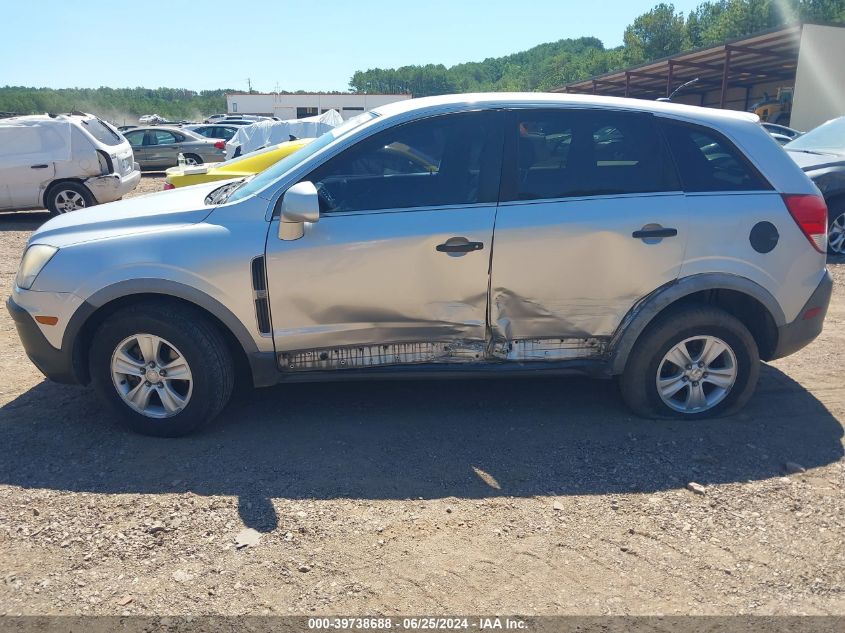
<box><xmin>3</xmin><ymin>0</ymin><xmax>704</xmax><ymax>92</ymax></box>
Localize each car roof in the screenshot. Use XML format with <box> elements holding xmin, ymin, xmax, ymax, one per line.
<box><xmin>129</xmin><ymin>126</ymin><xmax>192</xmax><ymax>133</ymax></box>
<box><xmin>371</xmin><ymin>92</ymin><xmax>760</xmax><ymax>127</ymax></box>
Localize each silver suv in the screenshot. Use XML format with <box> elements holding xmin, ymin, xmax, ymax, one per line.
<box><xmin>8</xmin><ymin>94</ymin><xmax>832</xmax><ymax>436</ymax></box>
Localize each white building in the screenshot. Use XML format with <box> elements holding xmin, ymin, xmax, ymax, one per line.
<box><xmin>225</xmin><ymin>93</ymin><xmax>412</xmax><ymax>120</ymax></box>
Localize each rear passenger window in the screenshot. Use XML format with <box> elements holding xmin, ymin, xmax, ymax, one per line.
<box><xmin>508</xmin><ymin>109</ymin><xmax>679</xmax><ymax>201</ymax></box>
<box><xmin>661</xmin><ymin>120</ymin><xmax>770</xmax><ymax>192</ymax></box>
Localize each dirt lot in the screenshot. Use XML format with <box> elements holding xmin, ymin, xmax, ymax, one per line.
<box><xmin>0</xmin><ymin>176</ymin><xmax>843</xmax><ymax>616</ymax></box>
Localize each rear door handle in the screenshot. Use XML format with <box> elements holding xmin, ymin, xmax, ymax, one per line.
<box><xmin>31</xmin><ymin>164</ymin><xmax>49</xmax><ymax>169</ymax></box>
<box><xmin>436</xmin><ymin>237</ymin><xmax>484</xmax><ymax>253</ymax></box>
<box><xmin>632</xmin><ymin>226</ymin><xmax>678</xmax><ymax>239</ymax></box>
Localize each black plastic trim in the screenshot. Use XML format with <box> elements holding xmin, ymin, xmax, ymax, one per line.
<box><xmin>769</xmin><ymin>270</ymin><xmax>833</xmax><ymax>360</ymax></box>
<box><xmin>6</xmin><ymin>297</ymin><xmax>80</xmax><ymax>384</ymax></box>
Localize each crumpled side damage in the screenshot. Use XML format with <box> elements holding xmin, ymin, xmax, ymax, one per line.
<box><xmin>491</xmin><ymin>288</ymin><xmax>630</xmax><ymax>341</ymax></box>
<box><xmin>279</xmin><ymin>340</ymin><xmax>486</xmax><ymax>371</ymax></box>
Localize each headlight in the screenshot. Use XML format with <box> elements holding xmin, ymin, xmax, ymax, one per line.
<box><xmin>16</xmin><ymin>245</ymin><xmax>58</xmax><ymax>290</ymax></box>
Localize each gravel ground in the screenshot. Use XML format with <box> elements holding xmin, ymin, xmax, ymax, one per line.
<box><xmin>0</xmin><ymin>176</ymin><xmax>843</xmax><ymax>616</ymax></box>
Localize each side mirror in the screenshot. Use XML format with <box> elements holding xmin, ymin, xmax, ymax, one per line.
<box><xmin>278</xmin><ymin>181</ymin><xmax>320</xmax><ymax>241</ymax></box>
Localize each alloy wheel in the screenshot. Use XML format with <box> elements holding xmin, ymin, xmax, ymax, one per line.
<box><xmin>110</xmin><ymin>333</ymin><xmax>193</xmax><ymax>419</ymax></box>
<box><xmin>656</xmin><ymin>335</ymin><xmax>738</xmax><ymax>414</ymax></box>
<box><xmin>54</xmin><ymin>190</ymin><xmax>87</xmax><ymax>213</ymax></box>
<box><xmin>829</xmin><ymin>211</ymin><xmax>845</xmax><ymax>254</ymax></box>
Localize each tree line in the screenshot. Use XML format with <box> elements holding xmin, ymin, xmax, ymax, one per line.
<box><xmin>0</xmin><ymin>87</ymin><xmax>231</xmax><ymax>124</ymax></box>
<box><xmin>349</xmin><ymin>0</ymin><xmax>845</xmax><ymax>96</ymax></box>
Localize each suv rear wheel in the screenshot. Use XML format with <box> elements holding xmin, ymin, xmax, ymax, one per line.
<box><xmin>619</xmin><ymin>305</ymin><xmax>760</xmax><ymax>419</ymax></box>
<box><xmin>89</xmin><ymin>302</ymin><xmax>234</xmax><ymax>437</ymax></box>
<box><xmin>45</xmin><ymin>182</ymin><xmax>95</xmax><ymax>215</ymax></box>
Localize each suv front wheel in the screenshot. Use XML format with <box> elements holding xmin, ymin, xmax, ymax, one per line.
<box><xmin>619</xmin><ymin>305</ymin><xmax>760</xmax><ymax>419</ymax></box>
<box><xmin>89</xmin><ymin>302</ymin><xmax>235</xmax><ymax>437</ymax></box>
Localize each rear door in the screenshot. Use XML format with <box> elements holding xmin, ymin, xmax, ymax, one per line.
<box><xmin>264</xmin><ymin>110</ymin><xmax>504</xmax><ymax>369</ymax></box>
<box><xmin>489</xmin><ymin>107</ymin><xmax>688</xmax><ymax>360</ymax></box>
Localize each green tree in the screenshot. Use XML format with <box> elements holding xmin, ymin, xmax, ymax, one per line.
<box><xmin>623</xmin><ymin>3</ymin><xmax>689</xmax><ymax>63</ymax></box>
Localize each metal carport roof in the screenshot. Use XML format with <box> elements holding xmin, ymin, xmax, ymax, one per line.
<box><xmin>555</xmin><ymin>23</ymin><xmax>826</xmax><ymax>107</ymax></box>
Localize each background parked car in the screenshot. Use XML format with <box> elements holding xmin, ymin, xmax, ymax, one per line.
<box><xmin>0</xmin><ymin>112</ymin><xmax>139</xmax><ymax>214</ymax></box>
<box><xmin>762</xmin><ymin>122</ymin><xmax>802</xmax><ymax>145</ymax></box>
<box><xmin>784</xmin><ymin>116</ymin><xmax>845</xmax><ymax>254</ymax></box>
<box><xmin>121</xmin><ymin>126</ymin><xmax>226</xmax><ymax>169</ymax></box>
<box><xmin>183</xmin><ymin>124</ymin><xmax>239</xmax><ymax>142</ymax></box>
<box><xmin>164</xmin><ymin>138</ymin><xmax>313</xmax><ymax>189</ymax></box>
<box><xmin>215</xmin><ymin>119</ymin><xmax>256</xmax><ymax>127</ymax></box>
<box><xmin>138</xmin><ymin>114</ymin><xmax>165</xmax><ymax>125</ymax></box>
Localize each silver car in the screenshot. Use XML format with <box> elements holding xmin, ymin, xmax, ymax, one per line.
<box><xmin>8</xmin><ymin>94</ymin><xmax>832</xmax><ymax>436</ymax></box>
<box><xmin>121</xmin><ymin>126</ymin><xmax>225</xmax><ymax>169</ymax></box>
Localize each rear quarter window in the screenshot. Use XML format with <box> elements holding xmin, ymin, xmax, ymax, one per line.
<box><xmin>660</xmin><ymin>119</ymin><xmax>771</xmax><ymax>192</ymax></box>
<box><xmin>80</xmin><ymin>117</ymin><xmax>123</xmax><ymax>146</ymax></box>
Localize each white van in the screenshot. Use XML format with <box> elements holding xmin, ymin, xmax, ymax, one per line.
<box><xmin>0</xmin><ymin>113</ymin><xmax>140</xmax><ymax>214</ymax></box>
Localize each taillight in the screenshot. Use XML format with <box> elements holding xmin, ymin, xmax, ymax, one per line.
<box><xmin>163</xmin><ymin>182</ymin><xmax>175</xmax><ymax>190</ymax></box>
<box><xmin>96</xmin><ymin>150</ymin><xmax>114</xmax><ymax>175</ymax></box>
<box><xmin>214</xmin><ymin>140</ymin><xmax>225</xmax><ymax>150</ymax></box>
<box><xmin>782</xmin><ymin>194</ymin><xmax>827</xmax><ymax>253</ymax></box>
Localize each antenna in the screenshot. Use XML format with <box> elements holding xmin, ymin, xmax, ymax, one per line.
<box><xmin>658</xmin><ymin>77</ymin><xmax>701</xmax><ymax>102</ymax></box>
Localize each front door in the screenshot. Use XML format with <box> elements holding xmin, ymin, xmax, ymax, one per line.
<box><xmin>265</xmin><ymin>110</ymin><xmax>504</xmax><ymax>371</ymax></box>
<box><xmin>123</xmin><ymin>130</ymin><xmax>147</xmax><ymax>166</ymax></box>
<box><xmin>0</xmin><ymin>123</ymin><xmax>60</xmax><ymax>209</ymax></box>
<box><xmin>489</xmin><ymin>107</ymin><xmax>689</xmax><ymax>360</ymax></box>
<box><xmin>144</xmin><ymin>129</ymin><xmax>180</xmax><ymax>168</ymax></box>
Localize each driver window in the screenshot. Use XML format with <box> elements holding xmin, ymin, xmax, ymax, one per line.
<box><xmin>303</xmin><ymin>111</ymin><xmax>501</xmax><ymax>213</ymax></box>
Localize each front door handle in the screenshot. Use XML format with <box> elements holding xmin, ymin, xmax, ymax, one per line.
<box><xmin>31</xmin><ymin>164</ymin><xmax>49</xmax><ymax>169</ymax></box>
<box><xmin>436</xmin><ymin>237</ymin><xmax>484</xmax><ymax>254</ymax></box>
<box><xmin>632</xmin><ymin>226</ymin><xmax>678</xmax><ymax>239</ymax></box>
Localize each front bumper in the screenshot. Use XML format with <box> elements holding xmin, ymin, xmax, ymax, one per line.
<box><xmin>770</xmin><ymin>270</ymin><xmax>833</xmax><ymax>360</ymax></box>
<box><xmin>85</xmin><ymin>168</ymin><xmax>142</xmax><ymax>204</ymax></box>
<box><xmin>6</xmin><ymin>296</ymin><xmax>81</xmax><ymax>384</ymax></box>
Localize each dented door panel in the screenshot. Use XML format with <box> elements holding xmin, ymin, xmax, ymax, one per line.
<box><xmin>490</xmin><ymin>193</ymin><xmax>689</xmax><ymax>346</ymax></box>
<box><xmin>266</xmin><ymin>205</ymin><xmax>495</xmax><ymax>356</ymax></box>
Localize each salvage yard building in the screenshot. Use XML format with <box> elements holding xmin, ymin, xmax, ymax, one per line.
<box><xmin>225</xmin><ymin>92</ymin><xmax>411</xmax><ymax>120</ymax></box>
<box><xmin>558</xmin><ymin>22</ymin><xmax>845</xmax><ymax>131</ymax></box>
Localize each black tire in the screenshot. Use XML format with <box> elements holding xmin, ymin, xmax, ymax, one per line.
<box><xmin>183</xmin><ymin>153</ymin><xmax>203</xmax><ymax>166</ymax></box>
<box><xmin>619</xmin><ymin>305</ymin><xmax>760</xmax><ymax>419</ymax></box>
<box><xmin>45</xmin><ymin>181</ymin><xmax>95</xmax><ymax>215</ymax></box>
<box><xmin>826</xmin><ymin>201</ymin><xmax>845</xmax><ymax>255</ymax></box>
<box><xmin>89</xmin><ymin>301</ymin><xmax>234</xmax><ymax>437</ymax></box>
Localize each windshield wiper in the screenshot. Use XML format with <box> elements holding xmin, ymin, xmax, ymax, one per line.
<box><xmin>789</xmin><ymin>149</ymin><xmax>833</xmax><ymax>155</ymax></box>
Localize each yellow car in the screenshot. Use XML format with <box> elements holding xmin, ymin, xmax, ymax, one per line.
<box><xmin>163</xmin><ymin>138</ymin><xmax>314</xmax><ymax>189</ymax></box>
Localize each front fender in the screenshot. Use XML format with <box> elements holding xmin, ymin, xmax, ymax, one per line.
<box><xmin>75</xmin><ymin>278</ymin><xmax>261</xmax><ymax>357</ymax></box>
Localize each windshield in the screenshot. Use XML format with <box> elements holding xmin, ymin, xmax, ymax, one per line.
<box><xmin>226</xmin><ymin>111</ymin><xmax>377</xmax><ymax>203</ymax></box>
<box><xmin>785</xmin><ymin>116</ymin><xmax>845</xmax><ymax>154</ymax></box>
